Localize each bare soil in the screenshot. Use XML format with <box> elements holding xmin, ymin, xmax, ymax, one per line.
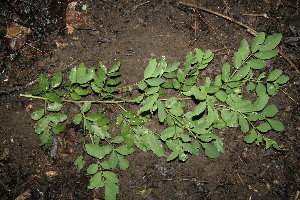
<box><xmin>0</xmin><ymin>0</ymin><xmax>299</xmax><ymax>199</ymax></box>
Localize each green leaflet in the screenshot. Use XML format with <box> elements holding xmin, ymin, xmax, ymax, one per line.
<box><xmin>115</xmin><ymin>145</ymin><xmax>135</xmax><ymax>155</ymax></box>
<box><xmin>139</xmin><ymin>93</ymin><xmax>159</xmax><ymax>113</ymax></box>
<box><xmin>47</xmin><ymin>102</ymin><xmax>63</xmax><ymax>112</ymax></box>
<box><xmin>165</xmin><ymin>61</ymin><xmax>180</xmax><ymax>72</ymax></box>
<box><xmin>262</xmin><ymin>104</ymin><xmax>278</xmax><ymax>117</ymax></box>
<box><xmin>51</xmin><ymin>72</ymin><xmax>63</xmax><ymax>88</ymax></box>
<box><xmin>256</xmin><ymin>122</ymin><xmax>272</xmax><ymax>132</ymax></box>
<box><xmin>231</xmin><ymin>65</ymin><xmax>250</xmax><ymax>81</ymax></box>
<box><xmin>39</xmin><ymin>74</ymin><xmax>49</xmax><ymax>92</ymax></box>
<box><xmin>254</xmin><ymin>50</ymin><xmax>278</xmax><ymax>59</ymax></box>
<box><xmin>144</xmin><ymin>59</ymin><xmax>157</xmax><ymax>79</ymax></box>
<box><xmin>267</xmin><ymin>119</ymin><xmax>284</xmax><ymax>131</ymax></box>
<box><xmin>275</xmin><ymin>75</ymin><xmax>289</xmax><ymax>84</ymax></box>
<box><xmin>251</xmin><ymin>32</ymin><xmax>265</xmax><ymax>53</ymax></box>
<box><xmin>157</xmin><ymin>100</ymin><xmax>166</xmax><ymax>123</ymax></box>
<box><xmin>237</xmin><ymin>39</ymin><xmax>250</xmax><ymax>61</ymax></box>
<box><xmin>202</xmin><ymin>143</ymin><xmax>221</xmax><ymax>158</ymax></box>
<box><xmin>190</xmin><ymin>86</ymin><xmax>207</xmax><ymax>100</ymax></box>
<box><xmin>81</xmin><ymin>101</ymin><xmax>92</xmax><ymax>113</ymax></box>
<box><xmin>244</xmin><ymin>129</ymin><xmax>259</xmax><ymax>144</ymax></box>
<box><xmin>142</xmin><ymin>134</ymin><xmax>165</xmax><ymax>157</ymax></box>
<box><xmin>222</xmin><ymin>63</ymin><xmax>231</xmax><ymax>82</ymax></box>
<box><xmin>246</xmin><ymin>82</ymin><xmax>255</xmax><ymax>92</ymax></box>
<box><xmin>145</xmin><ymin>78</ymin><xmax>165</xmax><ymax>86</ymax></box>
<box><xmin>87</xmin><ymin>164</ymin><xmax>99</xmax><ymax>175</ymax></box>
<box><xmin>233</xmin><ymin>52</ymin><xmax>243</xmax><ymax>69</ymax></box>
<box><xmin>85</xmin><ymin>143</ymin><xmax>112</xmax><ymax>159</ymax></box>
<box><xmin>238</xmin><ymin>114</ymin><xmax>249</xmax><ymax>133</ymax></box>
<box><xmin>74</xmin><ymin>155</ymin><xmax>85</xmax><ymax>173</ymax></box>
<box><xmin>31</xmin><ymin>109</ymin><xmax>45</xmax><ymax>120</ymax></box>
<box><xmin>260</xmin><ymin>33</ymin><xmax>282</xmax><ymax>51</ymax></box>
<box><xmin>267</xmin><ymin>69</ymin><xmax>282</xmax><ymax>82</ymax></box>
<box><xmin>109</xmin><ymin>61</ymin><xmax>121</xmax><ymax>73</ymax></box>
<box><xmin>88</xmin><ymin>172</ymin><xmax>104</xmax><ymax>189</ymax></box>
<box><xmin>253</xmin><ymin>93</ymin><xmax>269</xmax><ymax>111</ymax></box>
<box><xmin>246</xmin><ymin>59</ymin><xmax>266</xmax><ymax>70</ymax></box>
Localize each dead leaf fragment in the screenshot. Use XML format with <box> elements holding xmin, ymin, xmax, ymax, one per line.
<box><xmin>0</xmin><ymin>148</ymin><xmax>9</xmax><ymax>160</ymax></box>
<box><xmin>5</xmin><ymin>23</ymin><xmax>31</xmax><ymax>50</ymax></box>
<box><xmin>66</xmin><ymin>1</ymin><xmax>93</xmax><ymax>34</ymax></box>
<box><xmin>15</xmin><ymin>189</ymin><xmax>31</xmax><ymax>200</ymax></box>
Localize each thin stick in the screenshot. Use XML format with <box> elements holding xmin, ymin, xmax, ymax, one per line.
<box><xmin>178</xmin><ymin>1</ymin><xmax>299</xmax><ymax>74</ymax></box>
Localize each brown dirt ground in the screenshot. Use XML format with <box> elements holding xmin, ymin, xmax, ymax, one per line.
<box><xmin>0</xmin><ymin>0</ymin><xmax>299</xmax><ymax>199</ymax></box>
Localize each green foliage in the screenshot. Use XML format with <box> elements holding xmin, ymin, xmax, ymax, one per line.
<box><xmin>23</xmin><ymin>33</ymin><xmax>288</xmax><ymax>200</ymax></box>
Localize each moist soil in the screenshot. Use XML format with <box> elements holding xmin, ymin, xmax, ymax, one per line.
<box><xmin>0</xmin><ymin>0</ymin><xmax>299</xmax><ymax>199</ymax></box>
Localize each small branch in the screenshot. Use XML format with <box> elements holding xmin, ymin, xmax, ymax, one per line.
<box><xmin>19</xmin><ymin>94</ymin><xmax>134</xmax><ymax>104</ymax></box>
<box><xmin>177</xmin><ymin>1</ymin><xmax>299</xmax><ymax>74</ymax></box>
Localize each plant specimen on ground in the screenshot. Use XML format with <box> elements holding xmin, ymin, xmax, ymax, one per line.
<box><xmin>21</xmin><ymin>32</ymin><xmax>288</xmax><ymax>200</ymax></box>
